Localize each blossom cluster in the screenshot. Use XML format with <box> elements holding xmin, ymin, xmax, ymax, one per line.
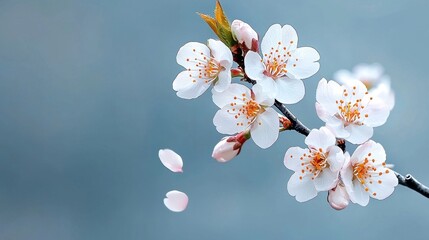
<box><xmin>168</xmin><ymin>1</ymin><xmax>397</xmax><ymax>211</ymax></box>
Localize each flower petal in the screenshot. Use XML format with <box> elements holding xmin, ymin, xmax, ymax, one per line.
<box><xmin>213</xmin><ymin>104</ymin><xmax>249</xmax><ymax>134</ymax></box>
<box><xmin>261</xmin><ymin>24</ymin><xmax>282</xmax><ymax>56</ymax></box>
<box><xmin>252</xmin><ymin>84</ymin><xmax>274</xmax><ymax>107</ymax></box>
<box><xmin>326</xmin><ymin>145</ymin><xmax>346</xmax><ymax>172</ymax></box>
<box><xmin>208</xmin><ymin>39</ymin><xmax>233</xmax><ymax>69</ymax></box>
<box><xmin>244</xmin><ymin>51</ymin><xmax>266</xmax><ymax>81</ymax></box>
<box><xmin>176</xmin><ymin>42</ymin><xmax>210</xmax><ymax>68</ymax></box>
<box><xmin>328</xmin><ymin>183</ymin><xmax>350</xmax><ymax>210</ymax></box>
<box><xmin>275</xmin><ymin>77</ymin><xmax>305</xmax><ymax>104</ymax></box>
<box><xmin>164</xmin><ymin>190</ymin><xmax>189</xmax><ymax>212</ymax></box>
<box><xmin>344</xmin><ymin>124</ymin><xmax>373</xmax><ymax>144</ymax></box>
<box><xmin>213</xmin><ymin>69</ymin><xmax>231</xmax><ymax>92</ymax></box>
<box><xmin>368</xmin><ymin>168</ymin><xmax>398</xmax><ymax>200</ymax></box>
<box><xmin>158</xmin><ymin>149</ymin><xmax>183</xmax><ymax>172</ymax></box>
<box><xmin>281</xmin><ymin>25</ymin><xmax>298</xmax><ymax>52</ymax></box>
<box><xmin>348</xmin><ymin>179</ymin><xmax>370</xmax><ymax>206</ymax></box>
<box><xmin>316</xmin><ymin>79</ymin><xmax>342</xmax><ymax>116</ymax></box>
<box><xmin>314</xmin><ymin>169</ymin><xmax>339</xmax><ymax>191</ymax></box>
<box><xmin>286</xmin><ymin>47</ymin><xmax>320</xmax><ymax>80</ymax></box>
<box><xmin>250</xmin><ymin>108</ymin><xmax>279</xmax><ymax>149</ymax></box>
<box><xmin>212</xmin><ymin>83</ymin><xmax>250</xmax><ymax>108</ymax></box>
<box><xmin>287</xmin><ymin>172</ymin><xmax>318</xmax><ymax>202</ymax></box>
<box><xmin>284</xmin><ymin>147</ymin><xmax>308</xmax><ymax>172</ymax></box>
<box><xmin>305</xmin><ymin>127</ymin><xmax>336</xmax><ymax>150</ymax></box>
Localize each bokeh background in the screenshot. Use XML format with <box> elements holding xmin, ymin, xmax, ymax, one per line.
<box><xmin>0</xmin><ymin>0</ymin><xmax>428</xmax><ymax>239</ymax></box>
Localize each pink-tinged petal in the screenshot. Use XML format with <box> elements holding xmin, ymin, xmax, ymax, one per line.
<box><xmin>212</xmin><ymin>137</ymin><xmax>240</xmax><ymax>163</ymax></box>
<box><xmin>159</xmin><ymin>149</ymin><xmax>183</xmax><ymax>173</ymax></box>
<box><xmin>164</xmin><ymin>190</ymin><xmax>189</xmax><ymax>212</ymax></box>
<box><xmin>261</xmin><ymin>24</ymin><xmax>282</xmax><ymax>56</ymax></box>
<box><xmin>368</xmin><ymin>167</ymin><xmax>398</xmax><ymax>200</ymax></box>
<box><xmin>353</xmin><ymin>63</ymin><xmax>384</xmax><ymax>83</ymax></box>
<box><xmin>252</xmin><ymin>84</ymin><xmax>274</xmax><ymax>107</ymax></box>
<box><xmin>250</xmin><ymin>108</ymin><xmax>279</xmax><ymax>149</ymax></box>
<box><xmin>314</xmin><ymin>169</ymin><xmax>339</xmax><ymax>191</ymax></box>
<box><xmin>326</xmin><ymin>145</ymin><xmax>345</xmax><ymax>172</ymax></box>
<box><xmin>208</xmin><ymin>39</ymin><xmax>233</xmax><ymax>68</ymax></box>
<box><xmin>176</xmin><ymin>81</ymin><xmax>211</xmax><ymax>99</ymax></box>
<box><xmin>275</xmin><ymin>77</ymin><xmax>304</xmax><ymax>104</ymax></box>
<box><xmin>333</xmin><ymin>69</ymin><xmax>356</xmax><ymax>85</ymax></box>
<box><xmin>213</xmin><ymin>70</ymin><xmax>231</xmax><ymax>92</ymax></box>
<box><xmin>212</xmin><ymin>83</ymin><xmax>250</xmax><ymax>108</ymax></box>
<box><xmin>213</xmin><ymin>104</ymin><xmax>249</xmax><ymax>134</ymax></box>
<box><xmin>344</xmin><ymin>124</ymin><xmax>373</xmax><ymax>144</ymax></box>
<box><xmin>328</xmin><ymin>184</ymin><xmax>350</xmax><ymax>210</ymax></box>
<box><xmin>305</xmin><ymin>127</ymin><xmax>336</xmax><ymax>150</ymax></box>
<box><xmin>286</xmin><ymin>47</ymin><xmax>320</xmax><ymax>80</ymax></box>
<box><xmin>284</xmin><ymin>147</ymin><xmax>308</xmax><ymax>172</ymax></box>
<box><xmin>281</xmin><ymin>25</ymin><xmax>298</xmax><ymax>52</ymax></box>
<box><xmin>244</xmin><ymin>51</ymin><xmax>266</xmax><ymax>81</ymax></box>
<box><xmin>176</xmin><ymin>42</ymin><xmax>210</xmax><ymax>68</ymax></box>
<box><xmin>348</xmin><ymin>179</ymin><xmax>370</xmax><ymax>206</ymax></box>
<box><xmin>287</xmin><ymin>172</ymin><xmax>318</xmax><ymax>202</ymax></box>
<box><xmin>370</xmin><ymin>79</ymin><xmax>395</xmax><ymax>110</ymax></box>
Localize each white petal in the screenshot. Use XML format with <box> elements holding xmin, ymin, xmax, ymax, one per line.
<box><xmin>361</xmin><ymin>98</ymin><xmax>390</xmax><ymax>127</ymax></box>
<box><xmin>328</xmin><ymin>184</ymin><xmax>350</xmax><ymax>210</ymax></box>
<box><xmin>326</xmin><ymin>145</ymin><xmax>345</xmax><ymax>172</ymax></box>
<box><xmin>213</xmin><ymin>105</ymin><xmax>249</xmax><ymax>134</ymax></box>
<box><xmin>212</xmin><ymin>83</ymin><xmax>250</xmax><ymax>108</ymax></box>
<box><xmin>284</xmin><ymin>147</ymin><xmax>308</xmax><ymax>172</ymax></box>
<box><xmin>305</xmin><ymin>127</ymin><xmax>336</xmax><ymax>150</ymax></box>
<box><xmin>261</xmin><ymin>24</ymin><xmax>282</xmax><ymax>56</ymax></box>
<box><xmin>173</xmin><ymin>71</ymin><xmax>195</xmax><ymax>92</ymax></box>
<box><xmin>348</xmin><ymin>179</ymin><xmax>370</xmax><ymax>206</ymax></box>
<box><xmin>250</xmin><ymin>108</ymin><xmax>279</xmax><ymax>149</ymax></box>
<box><xmin>286</xmin><ymin>47</ymin><xmax>320</xmax><ymax>80</ymax></box>
<box><xmin>281</xmin><ymin>25</ymin><xmax>298</xmax><ymax>52</ymax></box>
<box><xmin>208</xmin><ymin>39</ymin><xmax>233</xmax><ymax>69</ymax></box>
<box><xmin>176</xmin><ymin>42</ymin><xmax>210</xmax><ymax>68</ymax></box>
<box><xmin>316</xmin><ymin>79</ymin><xmax>342</xmax><ymax>116</ymax></box>
<box><xmin>158</xmin><ymin>149</ymin><xmax>184</xmax><ymax>173</ymax></box>
<box><xmin>176</xmin><ymin>80</ymin><xmax>211</xmax><ymax>99</ymax></box>
<box><xmin>351</xmin><ymin>140</ymin><xmax>386</xmax><ymax>165</ymax></box>
<box><xmin>244</xmin><ymin>51</ymin><xmax>266</xmax><ymax>81</ymax></box>
<box><xmin>164</xmin><ymin>190</ymin><xmax>189</xmax><ymax>212</ymax></box>
<box><xmin>252</xmin><ymin>84</ymin><xmax>274</xmax><ymax>107</ymax></box>
<box><xmin>344</xmin><ymin>124</ymin><xmax>373</xmax><ymax>145</ymax></box>
<box><xmin>213</xmin><ymin>70</ymin><xmax>231</xmax><ymax>92</ymax></box>
<box><xmin>314</xmin><ymin>169</ymin><xmax>339</xmax><ymax>191</ymax></box>
<box><xmin>287</xmin><ymin>172</ymin><xmax>318</xmax><ymax>202</ymax></box>
<box><xmin>257</xmin><ymin>78</ymin><xmax>277</xmax><ymax>97</ymax></box>
<box><xmin>325</xmin><ymin>121</ymin><xmax>350</xmax><ymax>139</ymax></box>
<box><xmin>369</xmin><ymin>168</ymin><xmax>398</xmax><ymax>200</ymax></box>
<box><xmin>274</xmin><ymin>77</ymin><xmax>305</xmax><ymax>104</ymax></box>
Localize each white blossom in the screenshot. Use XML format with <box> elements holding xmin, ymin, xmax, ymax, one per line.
<box><xmin>244</xmin><ymin>24</ymin><xmax>320</xmax><ymax>104</ymax></box>
<box><xmin>284</xmin><ymin>127</ymin><xmax>345</xmax><ymax>202</ymax></box>
<box><xmin>341</xmin><ymin>140</ymin><xmax>398</xmax><ymax>206</ymax></box>
<box><xmin>316</xmin><ymin>78</ymin><xmax>391</xmax><ymax>144</ymax></box>
<box><xmin>173</xmin><ymin>39</ymin><xmax>233</xmax><ymax>99</ymax></box>
<box><xmin>213</xmin><ymin>84</ymin><xmax>278</xmax><ymax>149</ymax></box>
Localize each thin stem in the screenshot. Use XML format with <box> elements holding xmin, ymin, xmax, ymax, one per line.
<box><xmin>395</xmin><ymin>172</ymin><xmax>429</xmax><ymax>198</ymax></box>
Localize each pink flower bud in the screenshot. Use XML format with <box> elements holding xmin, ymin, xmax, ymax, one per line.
<box><xmin>212</xmin><ymin>132</ymin><xmax>249</xmax><ymax>163</ymax></box>
<box><xmin>231</xmin><ymin>20</ymin><xmax>258</xmax><ymax>50</ymax></box>
<box><xmin>327</xmin><ymin>184</ymin><xmax>350</xmax><ymax>210</ymax></box>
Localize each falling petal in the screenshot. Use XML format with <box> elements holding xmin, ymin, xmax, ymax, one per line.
<box><xmin>158</xmin><ymin>149</ymin><xmax>183</xmax><ymax>172</ymax></box>
<box><xmin>164</xmin><ymin>190</ymin><xmax>189</xmax><ymax>212</ymax></box>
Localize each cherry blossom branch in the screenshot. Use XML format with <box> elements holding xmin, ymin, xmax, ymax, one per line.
<box><xmin>395</xmin><ymin>172</ymin><xmax>429</xmax><ymax>198</ymax></box>
<box><xmin>232</xmin><ymin>46</ymin><xmax>429</xmax><ymax>200</ymax></box>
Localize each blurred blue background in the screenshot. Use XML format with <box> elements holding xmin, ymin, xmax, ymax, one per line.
<box><xmin>0</xmin><ymin>0</ymin><xmax>428</xmax><ymax>239</ymax></box>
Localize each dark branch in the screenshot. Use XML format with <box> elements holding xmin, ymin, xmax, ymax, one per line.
<box><xmin>395</xmin><ymin>172</ymin><xmax>429</xmax><ymax>198</ymax></box>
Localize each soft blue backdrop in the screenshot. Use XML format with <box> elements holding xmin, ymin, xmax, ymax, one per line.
<box><xmin>0</xmin><ymin>0</ymin><xmax>428</xmax><ymax>239</ymax></box>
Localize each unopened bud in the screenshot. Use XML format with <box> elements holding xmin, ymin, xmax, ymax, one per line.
<box><xmin>231</xmin><ymin>20</ymin><xmax>258</xmax><ymax>51</ymax></box>
<box><xmin>212</xmin><ymin>131</ymin><xmax>249</xmax><ymax>163</ymax></box>
<box><xmin>327</xmin><ymin>184</ymin><xmax>349</xmax><ymax>210</ymax></box>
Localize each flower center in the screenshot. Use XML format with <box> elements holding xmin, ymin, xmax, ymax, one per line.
<box><xmin>242</xmin><ymin>99</ymin><xmax>261</xmax><ymax>118</ymax></box>
<box><xmin>335</xmin><ymin>87</ymin><xmax>372</xmax><ymax>126</ymax></box>
<box><xmin>310</xmin><ymin>149</ymin><xmax>328</xmax><ymax>171</ymax></box>
<box><xmin>204</xmin><ymin>58</ymin><xmax>221</xmax><ymax>79</ymax></box>
<box><xmin>264</xmin><ymin>59</ymin><xmax>287</xmax><ymax>79</ymax></box>
<box><xmin>353</xmin><ymin>159</ymin><xmax>372</xmax><ymax>184</ymax></box>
